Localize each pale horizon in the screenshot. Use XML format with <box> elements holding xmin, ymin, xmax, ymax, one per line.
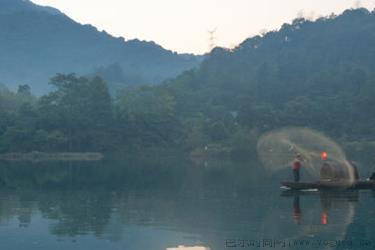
<box><xmin>31</xmin><ymin>0</ymin><xmax>375</xmax><ymax>54</ymax></box>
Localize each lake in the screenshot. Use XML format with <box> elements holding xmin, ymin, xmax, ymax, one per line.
<box><xmin>0</xmin><ymin>155</ymin><xmax>374</xmax><ymax>250</ymax></box>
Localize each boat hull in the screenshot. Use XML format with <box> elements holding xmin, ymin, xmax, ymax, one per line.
<box><xmin>281</xmin><ymin>180</ymin><xmax>375</xmax><ymax>190</ymax></box>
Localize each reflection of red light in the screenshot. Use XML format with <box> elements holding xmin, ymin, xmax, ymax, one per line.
<box><xmin>321</xmin><ymin>151</ymin><xmax>328</xmax><ymax>161</ymax></box>
<box><xmin>321</xmin><ymin>212</ymin><xmax>328</xmax><ymax>225</ymax></box>
<box><xmin>293</xmin><ymin>209</ymin><xmax>302</xmax><ymax>224</ymax></box>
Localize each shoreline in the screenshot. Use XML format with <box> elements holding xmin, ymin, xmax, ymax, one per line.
<box><xmin>0</xmin><ymin>152</ymin><xmax>104</xmax><ymax>162</ymax></box>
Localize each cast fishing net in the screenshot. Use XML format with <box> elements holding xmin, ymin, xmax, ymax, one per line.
<box><xmin>257</xmin><ymin>127</ymin><xmax>355</xmax><ymax>185</ymax></box>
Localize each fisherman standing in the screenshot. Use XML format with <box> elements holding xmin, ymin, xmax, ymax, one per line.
<box><xmin>292</xmin><ymin>154</ymin><xmax>303</xmax><ymax>182</ymax></box>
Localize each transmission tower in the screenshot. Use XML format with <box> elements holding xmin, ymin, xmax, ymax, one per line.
<box><xmin>208</xmin><ymin>28</ymin><xmax>217</xmax><ymax>51</ymax></box>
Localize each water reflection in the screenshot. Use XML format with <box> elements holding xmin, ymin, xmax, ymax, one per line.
<box><xmin>292</xmin><ymin>196</ymin><xmax>302</xmax><ymax>225</ymax></box>
<box><xmin>283</xmin><ymin>190</ymin><xmax>358</xmax><ymax>225</ymax></box>
<box><xmin>280</xmin><ymin>190</ymin><xmax>358</xmax><ymax>249</ymax></box>
<box><xmin>0</xmin><ymin>157</ymin><xmax>373</xmax><ymax>250</ymax></box>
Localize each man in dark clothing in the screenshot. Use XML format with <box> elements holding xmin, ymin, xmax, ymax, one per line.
<box><xmin>292</xmin><ymin>154</ymin><xmax>303</xmax><ymax>182</ymax></box>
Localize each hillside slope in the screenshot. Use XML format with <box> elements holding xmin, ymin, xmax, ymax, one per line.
<box><xmin>165</xmin><ymin>8</ymin><xmax>375</xmax><ymax>140</ymax></box>
<box><xmin>0</xmin><ymin>0</ymin><xmax>202</xmax><ymax>93</ymax></box>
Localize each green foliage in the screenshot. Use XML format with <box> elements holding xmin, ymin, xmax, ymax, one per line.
<box><xmin>115</xmin><ymin>85</ymin><xmax>179</xmax><ymax>147</ymax></box>
<box><xmin>0</xmin><ymin>75</ymin><xmax>114</xmax><ymax>152</ymax></box>
<box><xmin>183</xmin><ymin>115</ymin><xmax>209</xmax><ymax>149</ymax></box>
<box><xmin>38</xmin><ymin>74</ymin><xmax>113</xmax><ymax>151</ymax></box>
<box><xmin>1</xmin><ymin>9</ymin><xmax>375</xmax><ymax>156</ymax></box>
<box><xmin>161</xmin><ymin>8</ymin><xmax>375</xmax><ymax>143</ymax></box>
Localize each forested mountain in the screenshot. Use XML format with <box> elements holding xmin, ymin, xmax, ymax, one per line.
<box><xmin>0</xmin><ymin>0</ymin><xmax>202</xmax><ymax>94</ymax></box>
<box><xmin>0</xmin><ymin>0</ymin><xmax>61</xmax><ymax>14</ymax></box>
<box><xmin>164</xmin><ymin>8</ymin><xmax>375</xmax><ymax>142</ymax></box>
<box><xmin>1</xmin><ymin>8</ymin><xmax>375</xmax><ymax>158</ymax></box>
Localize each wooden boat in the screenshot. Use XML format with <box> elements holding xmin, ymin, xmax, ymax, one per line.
<box><xmin>281</xmin><ymin>180</ymin><xmax>375</xmax><ymax>190</ymax></box>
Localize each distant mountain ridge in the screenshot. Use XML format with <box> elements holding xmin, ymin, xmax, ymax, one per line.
<box><xmin>0</xmin><ymin>0</ymin><xmax>202</xmax><ymax>93</ymax></box>
<box><xmin>0</xmin><ymin>0</ymin><xmax>62</xmax><ymax>15</ymax></box>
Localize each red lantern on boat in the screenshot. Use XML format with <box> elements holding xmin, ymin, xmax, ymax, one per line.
<box><xmin>321</xmin><ymin>151</ymin><xmax>328</xmax><ymax>161</ymax></box>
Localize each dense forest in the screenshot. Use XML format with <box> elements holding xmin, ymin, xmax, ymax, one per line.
<box><xmin>1</xmin><ymin>8</ymin><xmax>375</xmax><ymax>160</ymax></box>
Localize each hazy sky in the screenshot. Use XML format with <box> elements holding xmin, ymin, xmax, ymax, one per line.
<box><xmin>31</xmin><ymin>0</ymin><xmax>375</xmax><ymax>54</ymax></box>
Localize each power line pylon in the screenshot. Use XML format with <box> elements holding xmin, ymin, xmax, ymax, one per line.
<box><xmin>208</xmin><ymin>28</ymin><xmax>217</xmax><ymax>51</ymax></box>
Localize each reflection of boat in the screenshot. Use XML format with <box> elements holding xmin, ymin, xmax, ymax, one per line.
<box><xmin>281</xmin><ymin>180</ymin><xmax>375</xmax><ymax>190</ymax></box>
<box><xmin>278</xmin><ymin>189</ymin><xmax>358</xmax><ymax>250</ymax></box>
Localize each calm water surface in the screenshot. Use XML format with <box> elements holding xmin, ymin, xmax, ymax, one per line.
<box><xmin>0</xmin><ymin>156</ymin><xmax>374</xmax><ymax>250</ymax></box>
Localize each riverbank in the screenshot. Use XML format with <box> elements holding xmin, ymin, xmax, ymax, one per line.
<box><xmin>0</xmin><ymin>152</ymin><xmax>104</xmax><ymax>162</ymax></box>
